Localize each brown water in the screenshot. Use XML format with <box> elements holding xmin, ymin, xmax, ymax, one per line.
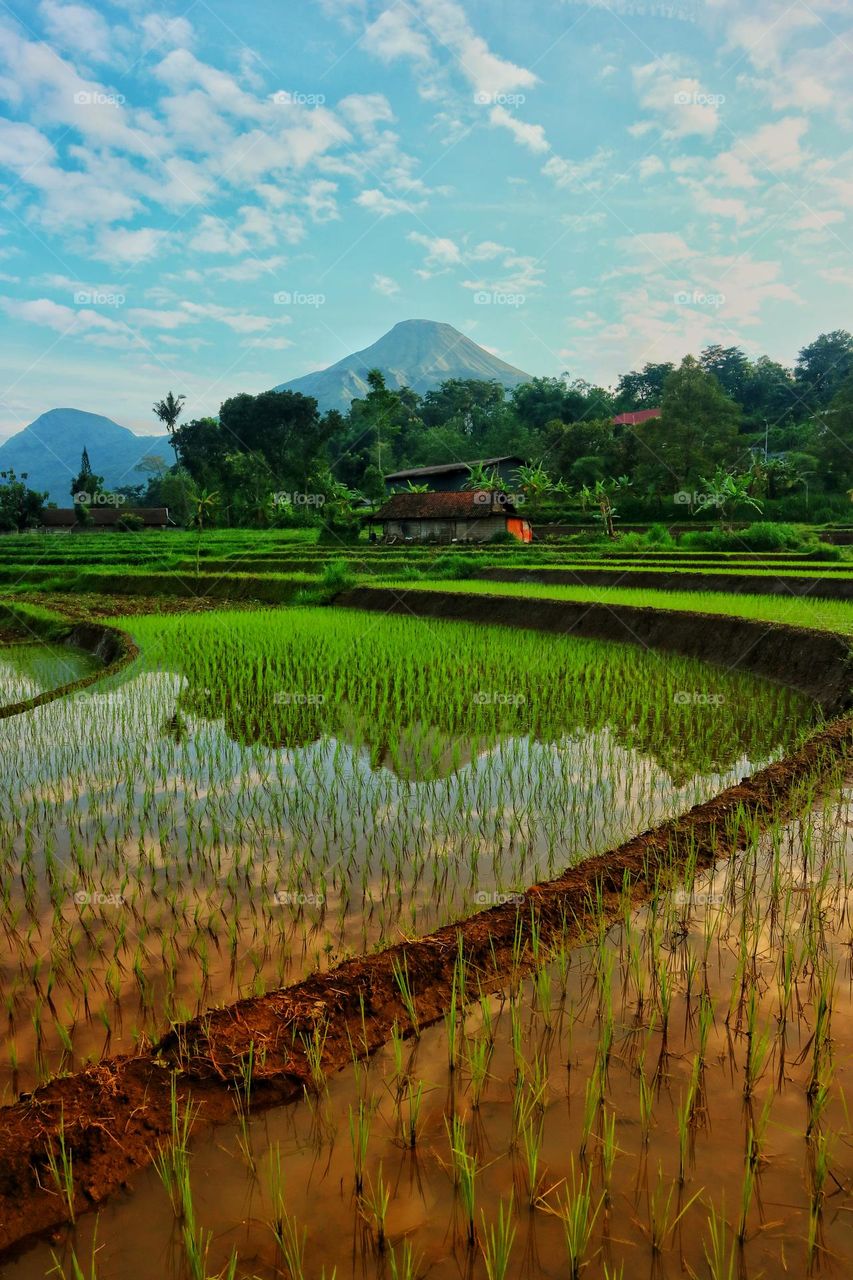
<box><xmin>11</xmin><ymin>780</ymin><xmax>853</xmax><ymax>1280</ymax></box>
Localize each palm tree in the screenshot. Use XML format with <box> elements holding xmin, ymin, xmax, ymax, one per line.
<box><xmin>153</xmin><ymin>391</ymin><xmax>187</xmax><ymax>462</ymax></box>
<box><xmin>190</xmin><ymin>488</ymin><xmax>219</xmax><ymax>572</ymax></box>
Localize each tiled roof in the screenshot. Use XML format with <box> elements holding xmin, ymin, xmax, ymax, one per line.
<box><xmin>374</xmin><ymin>490</ymin><xmax>516</xmax><ymax>519</ymax></box>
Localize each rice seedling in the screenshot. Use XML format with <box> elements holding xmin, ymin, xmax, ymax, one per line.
<box><xmin>561</xmin><ymin>1157</ymin><xmax>602</xmax><ymax>1279</ymax></box>
<box><xmin>480</xmin><ymin>1194</ymin><xmax>516</xmax><ymax>1280</ymax></box>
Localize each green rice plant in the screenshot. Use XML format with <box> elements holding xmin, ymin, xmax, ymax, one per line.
<box><xmin>388</xmin><ymin>1239</ymin><xmax>420</xmax><ymax>1280</ymax></box>
<box><xmin>348</xmin><ymin>1096</ymin><xmax>375</xmax><ymax>1192</ymax></box>
<box><xmin>521</xmin><ymin>1115</ymin><xmax>545</xmax><ymax>1208</ymax></box>
<box><xmin>392</xmin><ymin>955</ymin><xmax>420</xmax><ymax>1038</ymax></box>
<box><xmin>703</xmin><ymin>1199</ymin><xmax>736</xmax><ymax>1280</ymax></box>
<box><xmin>49</xmin><ymin>1220</ymin><xmax>101</xmax><ymax>1279</ymax></box>
<box><xmin>480</xmin><ymin>1194</ymin><xmax>516</xmax><ymax>1280</ymax></box>
<box><xmin>647</xmin><ymin>1163</ymin><xmax>702</xmax><ymax>1254</ymax></box>
<box><xmin>362</xmin><ymin>1162</ymin><xmax>391</xmax><ymax>1252</ymax></box>
<box><xmin>561</xmin><ymin>1157</ymin><xmax>602</xmax><ymax>1279</ymax></box>
<box><xmin>402</xmin><ymin>1078</ymin><xmax>424</xmax><ymax>1147</ymax></box>
<box><xmin>447</xmin><ymin>1115</ymin><xmax>478</xmax><ymax>1247</ymax></box>
<box><xmin>44</xmin><ymin>1107</ymin><xmax>75</xmax><ymax>1224</ymax></box>
<box><xmin>272</xmin><ymin>1206</ymin><xmax>307</xmax><ymax>1279</ymax></box>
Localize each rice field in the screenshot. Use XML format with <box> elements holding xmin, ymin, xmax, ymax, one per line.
<box><xmin>10</xmin><ymin>767</ymin><xmax>852</xmax><ymax>1280</ymax></box>
<box><xmin>0</xmin><ymin>607</ymin><xmax>814</xmax><ymax>1099</ymax></box>
<box><xmin>384</xmin><ymin>577</ymin><xmax>853</xmax><ymax>636</ymax></box>
<box><xmin>0</xmin><ymin>642</ymin><xmax>99</xmax><ymax>703</ymax></box>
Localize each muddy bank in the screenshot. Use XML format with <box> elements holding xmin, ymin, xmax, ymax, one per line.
<box><xmin>336</xmin><ymin>586</ymin><xmax>853</xmax><ymax>714</ymax></box>
<box><xmin>478</xmin><ymin>565</ymin><xmax>853</xmax><ymax>600</ymax></box>
<box><xmin>0</xmin><ymin>710</ymin><xmax>850</xmax><ymax>1256</ymax></box>
<box><xmin>0</xmin><ymin>620</ymin><xmax>138</xmax><ymax>721</ymax></box>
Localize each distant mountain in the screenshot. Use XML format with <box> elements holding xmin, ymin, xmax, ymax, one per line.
<box><xmin>273</xmin><ymin>319</ymin><xmax>533</xmax><ymax>413</ymax></box>
<box><xmin>0</xmin><ymin>409</ymin><xmax>169</xmax><ymax>504</ymax></box>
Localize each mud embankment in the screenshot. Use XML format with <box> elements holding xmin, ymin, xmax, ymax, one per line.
<box><xmin>0</xmin><ymin>619</ymin><xmax>138</xmax><ymax>721</ymax></box>
<box><xmin>477</xmin><ymin>565</ymin><xmax>853</xmax><ymax>600</ymax></box>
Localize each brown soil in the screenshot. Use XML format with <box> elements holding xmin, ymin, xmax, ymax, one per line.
<box><xmin>479</xmin><ymin>565</ymin><xmax>853</xmax><ymax>599</ymax></box>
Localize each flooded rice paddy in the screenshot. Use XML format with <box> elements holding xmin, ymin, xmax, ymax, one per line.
<box><xmin>10</xmin><ymin>770</ymin><xmax>852</xmax><ymax>1280</ymax></box>
<box><xmin>0</xmin><ymin>608</ymin><xmax>818</xmax><ymax>1099</ymax></box>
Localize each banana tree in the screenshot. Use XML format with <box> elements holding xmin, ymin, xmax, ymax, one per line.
<box><xmin>579</xmin><ymin>476</ymin><xmax>631</xmax><ymax>538</ymax></box>
<box><xmin>698</xmin><ymin>467</ymin><xmax>763</xmax><ymax>527</ymax></box>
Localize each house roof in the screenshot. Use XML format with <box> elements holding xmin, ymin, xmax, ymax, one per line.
<box><xmin>612</xmin><ymin>408</ymin><xmax>661</xmax><ymax>426</ymax></box>
<box><xmin>384</xmin><ymin>455</ymin><xmax>523</xmax><ymax>481</ymax></box>
<box><xmin>374</xmin><ymin>490</ymin><xmax>518</xmax><ymax>520</ymax></box>
<box><xmin>41</xmin><ymin>507</ymin><xmax>170</xmax><ymax>526</ymax></box>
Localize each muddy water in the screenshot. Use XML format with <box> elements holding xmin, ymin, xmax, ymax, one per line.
<box><xmin>0</xmin><ymin>629</ymin><xmax>816</xmax><ymax>1098</ymax></box>
<box><xmin>0</xmin><ymin>643</ymin><xmax>99</xmax><ymax>703</ymax></box>
<box><xmin>9</xmin><ymin>782</ymin><xmax>853</xmax><ymax>1279</ymax></box>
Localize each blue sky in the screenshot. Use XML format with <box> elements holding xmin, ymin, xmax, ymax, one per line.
<box><xmin>0</xmin><ymin>0</ymin><xmax>850</xmax><ymax>440</ymax></box>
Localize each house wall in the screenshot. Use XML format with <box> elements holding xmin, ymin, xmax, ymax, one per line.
<box><xmin>382</xmin><ymin>516</ymin><xmax>509</xmax><ymax>542</ymax></box>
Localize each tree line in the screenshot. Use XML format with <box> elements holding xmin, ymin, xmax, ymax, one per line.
<box><xmin>2</xmin><ymin>328</ymin><xmax>851</xmax><ymax>532</ymax></box>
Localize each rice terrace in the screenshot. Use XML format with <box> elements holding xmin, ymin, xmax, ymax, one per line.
<box><xmin>1</xmin><ymin>2</ymin><xmax>853</xmax><ymax>1279</ymax></box>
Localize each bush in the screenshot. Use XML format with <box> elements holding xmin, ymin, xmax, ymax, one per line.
<box><xmin>681</xmin><ymin>522</ymin><xmax>805</xmax><ymax>552</ymax></box>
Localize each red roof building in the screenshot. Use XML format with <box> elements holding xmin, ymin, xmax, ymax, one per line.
<box><xmin>612</xmin><ymin>408</ymin><xmax>662</xmax><ymax>426</ymax></box>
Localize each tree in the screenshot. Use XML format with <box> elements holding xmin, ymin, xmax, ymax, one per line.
<box><xmin>579</xmin><ymin>476</ymin><xmax>631</xmax><ymax>538</ymax></box>
<box><xmin>697</xmin><ymin>466</ymin><xmax>763</xmax><ymax>527</ymax></box>
<box><xmin>190</xmin><ymin>488</ymin><xmax>220</xmax><ymax>572</ymax></box>
<box><xmin>795</xmin><ymin>331</ymin><xmax>853</xmax><ymax>411</ymax></box>
<box><xmin>70</xmin><ymin>448</ymin><xmax>104</xmax><ymax>506</ymax></box>
<box><xmin>700</xmin><ymin>345</ymin><xmax>751</xmax><ymax>403</ymax></box>
<box><xmin>153</xmin><ymin>391</ymin><xmax>187</xmax><ymax>461</ymax></box>
<box><xmin>636</xmin><ymin>356</ymin><xmax>740</xmax><ymax>492</ymax></box>
<box><xmin>218</xmin><ymin>390</ymin><xmax>332</xmax><ymax>488</ymax></box>
<box><xmin>0</xmin><ymin>469</ymin><xmax>47</xmax><ymax>532</ymax></box>
<box><xmin>813</xmin><ymin>370</ymin><xmax>853</xmax><ymax>491</ymax></box>
<box><xmin>614</xmin><ymin>362</ymin><xmax>674</xmax><ymax>410</ymax></box>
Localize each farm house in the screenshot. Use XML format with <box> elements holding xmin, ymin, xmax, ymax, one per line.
<box><xmin>371</xmin><ymin>490</ymin><xmax>532</xmax><ymax>542</ymax></box>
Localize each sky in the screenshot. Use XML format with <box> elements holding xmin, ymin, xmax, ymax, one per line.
<box><xmin>0</xmin><ymin>0</ymin><xmax>850</xmax><ymax>441</ymax></box>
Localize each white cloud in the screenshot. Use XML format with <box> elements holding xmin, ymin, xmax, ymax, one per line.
<box><xmin>179</xmin><ymin>301</ymin><xmax>278</xmax><ymax>334</ymax></box>
<box><xmin>542</xmin><ymin>149</ymin><xmax>612</xmax><ymax>191</ymax></box>
<box><xmin>789</xmin><ymin>208</ymin><xmax>844</xmax><ymax>232</ymax></box>
<box><xmin>638</xmin><ymin>155</ymin><xmax>664</xmax><ymax>180</ymax></box>
<box><xmin>633</xmin><ymin>58</ymin><xmax>722</xmax><ymax>138</ymax></box>
<box><xmin>362</xmin><ymin>8</ymin><xmax>432</xmax><ymax>64</ymax></box>
<box><xmin>355</xmin><ymin>188</ymin><xmax>415</xmax><ymax>217</ymax></box>
<box><xmin>407</xmin><ymin>232</ymin><xmax>462</xmax><ymax>270</ymax></box>
<box><xmin>489</xmin><ymin>105</ymin><xmax>548</xmax><ymax>153</ymax></box>
<box><xmin>40</xmin><ymin>2</ymin><xmax>114</xmax><ymax>64</ymax></box>
<box><xmin>372</xmin><ymin>273</ymin><xmax>401</xmax><ymax>295</ymax></box>
<box><xmin>96</xmin><ymin>226</ymin><xmax>166</xmax><ymax>263</ymax></box>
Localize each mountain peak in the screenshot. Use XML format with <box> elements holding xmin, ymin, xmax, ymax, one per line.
<box><xmin>273</xmin><ymin>319</ymin><xmax>532</xmax><ymax>413</ymax></box>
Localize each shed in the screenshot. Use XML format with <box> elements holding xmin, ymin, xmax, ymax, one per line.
<box><xmin>40</xmin><ymin>507</ymin><xmax>171</xmax><ymax>532</ymax></box>
<box><xmin>372</xmin><ymin>490</ymin><xmax>531</xmax><ymax>543</ymax></box>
